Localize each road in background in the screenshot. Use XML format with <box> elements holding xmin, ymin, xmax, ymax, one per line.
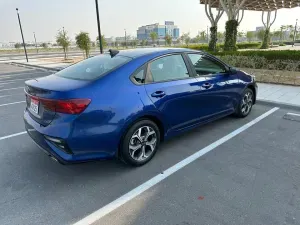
<box><xmin>0</xmin><ymin>50</ymin><xmax>101</xmax><ymax>62</ymax></box>
<box><xmin>0</xmin><ymin>63</ymin><xmax>300</xmax><ymax>225</ymax></box>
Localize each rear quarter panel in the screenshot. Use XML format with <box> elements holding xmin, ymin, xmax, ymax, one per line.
<box><xmin>67</xmin><ymin>57</ymin><xmax>166</xmax><ymax>156</ymax></box>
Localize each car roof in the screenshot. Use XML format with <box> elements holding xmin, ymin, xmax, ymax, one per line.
<box><xmin>117</xmin><ymin>48</ymin><xmax>201</xmax><ymax>58</ymax></box>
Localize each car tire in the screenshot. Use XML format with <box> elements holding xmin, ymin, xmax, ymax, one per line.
<box><xmin>120</xmin><ymin>120</ymin><xmax>160</xmax><ymax>167</ymax></box>
<box><xmin>235</xmin><ymin>88</ymin><xmax>254</xmax><ymax>118</ymax></box>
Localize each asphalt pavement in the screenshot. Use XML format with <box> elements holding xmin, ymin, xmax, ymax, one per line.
<box><xmin>0</xmin><ymin>63</ymin><xmax>300</xmax><ymax>225</ymax></box>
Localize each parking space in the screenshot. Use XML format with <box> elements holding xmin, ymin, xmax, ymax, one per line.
<box><xmin>95</xmin><ymin>107</ymin><xmax>300</xmax><ymax>225</ymax></box>
<box><xmin>0</xmin><ymin>63</ymin><xmax>300</xmax><ymax>225</ymax></box>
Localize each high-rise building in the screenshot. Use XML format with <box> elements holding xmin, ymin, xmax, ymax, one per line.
<box><xmin>137</xmin><ymin>21</ymin><xmax>180</xmax><ymax>41</ymax></box>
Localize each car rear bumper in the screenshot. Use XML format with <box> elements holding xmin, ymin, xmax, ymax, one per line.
<box><xmin>24</xmin><ymin>109</ymin><xmax>115</xmax><ymax>163</ymax></box>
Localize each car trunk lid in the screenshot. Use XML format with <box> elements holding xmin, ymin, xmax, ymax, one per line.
<box><xmin>25</xmin><ymin>75</ymin><xmax>91</xmax><ymax>126</ymax></box>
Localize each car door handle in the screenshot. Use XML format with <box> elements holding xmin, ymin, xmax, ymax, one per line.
<box><xmin>202</xmin><ymin>83</ymin><xmax>212</xmax><ymax>89</ymax></box>
<box><xmin>151</xmin><ymin>91</ymin><xmax>166</xmax><ymax>98</ymax></box>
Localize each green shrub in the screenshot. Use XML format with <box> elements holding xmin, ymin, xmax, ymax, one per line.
<box><xmin>184</xmin><ymin>44</ymin><xmax>210</xmax><ymax>51</ymax></box>
<box><xmin>185</xmin><ymin>42</ymin><xmax>261</xmax><ymax>52</ymax></box>
<box><xmin>236</xmin><ymin>42</ymin><xmax>261</xmax><ymax>49</ymax></box>
<box><xmin>213</xmin><ymin>50</ymin><xmax>300</xmax><ymax>61</ymax></box>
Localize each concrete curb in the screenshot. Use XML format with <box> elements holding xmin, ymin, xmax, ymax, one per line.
<box><xmin>9</xmin><ymin>62</ymin><xmax>61</xmax><ymax>72</ymax></box>
<box><xmin>257</xmin><ymin>99</ymin><xmax>300</xmax><ymax>110</ymax></box>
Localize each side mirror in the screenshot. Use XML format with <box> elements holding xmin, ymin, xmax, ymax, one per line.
<box><xmin>229</xmin><ymin>67</ymin><xmax>238</xmax><ymax>75</ymax></box>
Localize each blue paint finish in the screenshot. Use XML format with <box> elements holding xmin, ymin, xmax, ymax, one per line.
<box><xmin>23</xmin><ymin>48</ymin><xmax>257</xmax><ymax>163</ymax></box>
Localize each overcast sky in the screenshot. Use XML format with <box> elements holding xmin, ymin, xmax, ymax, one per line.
<box><xmin>0</xmin><ymin>0</ymin><xmax>299</xmax><ymax>43</ymax></box>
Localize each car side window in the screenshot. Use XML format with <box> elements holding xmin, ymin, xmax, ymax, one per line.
<box><xmin>132</xmin><ymin>67</ymin><xmax>145</xmax><ymax>84</ymax></box>
<box><xmin>187</xmin><ymin>54</ymin><xmax>226</xmax><ymax>76</ymax></box>
<box><xmin>147</xmin><ymin>54</ymin><xmax>190</xmax><ymax>83</ymax></box>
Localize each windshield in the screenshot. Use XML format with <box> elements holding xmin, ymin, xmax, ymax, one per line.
<box><xmin>55</xmin><ymin>54</ymin><xmax>131</xmax><ymax>80</ymax></box>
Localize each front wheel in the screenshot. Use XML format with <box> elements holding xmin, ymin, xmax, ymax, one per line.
<box><xmin>120</xmin><ymin>120</ymin><xmax>160</xmax><ymax>167</ymax></box>
<box><xmin>235</xmin><ymin>88</ymin><xmax>254</xmax><ymax>118</ymax></box>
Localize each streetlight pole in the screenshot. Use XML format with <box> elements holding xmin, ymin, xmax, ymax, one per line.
<box><xmin>293</xmin><ymin>19</ymin><xmax>298</xmax><ymax>47</ymax></box>
<box><xmin>95</xmin><ymin>0</ymin><xmax>103</xmax><ymax>54</ymax></box>
<box><xmin>16</xmin><ymin>8</ymin><xmax>28</xmax><ymax>62</ymax></box>
<box><xmin>124</xmin><ymin>29</ymin><xmax>127</xmax><ymax>48</ymax></box>
<box><xmin>33</xmin><ymin>32</ymin><xmax>38</xmax><ymax>54</ymax></box>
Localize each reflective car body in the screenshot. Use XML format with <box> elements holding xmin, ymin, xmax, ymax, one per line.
<box><xmin>24</xmin><ymin>48</ymin><xmax>257</xmax><ymax>163</ymax></box>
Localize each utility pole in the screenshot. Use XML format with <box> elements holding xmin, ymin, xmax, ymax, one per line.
<box><xmin>124</xmin><ymin>29</ymin><xmax>127</xmax><ymax>48</ymax></box>
<box><xmin>16</xmin><ymin>8</ymin><xmax>28</xmax><ymax>62</ymax></box>
<box><xmin>33</xmin><ymin>32</ymin><xmax>38</xmax><ymax>53</ymax></box>
<box><xmin>293</xmin><ymin>19</ymin><xmax>298</xmax><ymax>47</ymax></box>
<box><xmin>95</xmin><ymin>0</ymin><xmax>103</xmax><ymax>53</ymax></box>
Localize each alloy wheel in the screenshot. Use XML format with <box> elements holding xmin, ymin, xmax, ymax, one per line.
<box><xmin>129</xmin><ymin>126</ymin><xmax>157</xmax><ymax>161</ymax></box>
<box><xmin>241</xmin><ymin>91</ymin><xmax>253</xmax><ymax>115</ymax></box>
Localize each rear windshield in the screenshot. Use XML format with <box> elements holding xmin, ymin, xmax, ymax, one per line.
<box><xmin>55</xmin><ymin>54</ymin><xmax>131</xmax><ymax>80</ymax></box>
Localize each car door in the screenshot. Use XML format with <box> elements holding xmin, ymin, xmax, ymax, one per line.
<box><xmin>186</xmin><ymin>53</ymin><xmax>239</xmax><ymax>119</ymax></box>
<box><xmin>144</xmin><ymin>54</ymin><xmax>204</xmax><ymax>131</ymax></box>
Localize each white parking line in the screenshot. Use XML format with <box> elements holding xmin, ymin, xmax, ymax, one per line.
<box><xmin>0</xmin><ymin>94</ymin><xmax>23</xmax><ymax>98</ymax></box>
<box><xmin>0</xmin><ymin>71</ymin><xmax>49</xmax><ymax>78</ymax></box>
<box><xmin>0</xmin><ymin>101</ymin><xmax>26</xmax><ymax>107</ymax></box>
<box><xmin>0</xmin><ymin>87</ymin><xmax>23</xmax><ymax>92</ymax></box>
<box><xmin>0</xmin><ymin>131</ymin><xmax>27</xmax><ymax>141</ymax></box>
<box><xmin>286</xmin><ymin>112</ymin><xmax>300</xmax><ymax>117</ymax></box>
<box><xmin>0</xmin><ymin>81</ymin><xmax>17</xmax><ymax>85</ymax></box>
<box><xmin>0</xmin><ymin>78</ymin><xmax>38</xmax><ymax>82</ymax></box>
<box><xmin>73</xmin><ymin>107</ymin><xmax>280</xmax><ymax>225</ymax></box>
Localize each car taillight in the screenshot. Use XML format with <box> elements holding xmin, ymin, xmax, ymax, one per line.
<box><xmin>29</xmin><ymin>95</ymin><xmax>91</xmax><ymax>114</ymax></box>
<box><xmin>55</xmin><ymin>99</ymin><xmax>91</xmax><ymax>114</ymax></box>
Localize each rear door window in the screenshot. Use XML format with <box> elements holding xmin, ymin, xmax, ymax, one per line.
<box><xmin>187</xmin><ymin>54</ymin><xmax>226</xmax><ymax>76</ymax></box>
<box><xmin>55</xmin><ymin>54</ymin><xmax>131</xmax><ymax>80</ymax></box>
<box><xmin>147</xmin><ymin>54</ymin><xmax>190</xmax><ymax>83</ymax></box>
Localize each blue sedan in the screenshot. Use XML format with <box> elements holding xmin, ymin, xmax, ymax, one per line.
<box><xmin>24</xmin><ymin>48</ymin><xmax>257</xmax><ymax>166</ymax></box>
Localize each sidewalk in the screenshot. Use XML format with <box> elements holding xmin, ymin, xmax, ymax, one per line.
<box><xmin>10</xmin><ymin>58</ymin><xmax>72</xmax><ymax>70</ymax></box>
<box><xmin>257</xmin><ymin>83</ymin><xmax>300</xmax><ymax>107</ymax></box>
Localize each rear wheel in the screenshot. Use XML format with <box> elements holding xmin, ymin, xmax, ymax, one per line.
<box><xmin>235</xmin><ymin>88</ymin><xmax>254</xmax><ymax>118</ymax></box>
<box><xmin>120</xmin><ymin>120</ymin><xmax>160</xmax><ymax>166</ymax></box>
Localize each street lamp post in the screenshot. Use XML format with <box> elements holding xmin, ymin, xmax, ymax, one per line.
<box><xmin>16</xmin><ymin>8</ymin><xmax>28</xmax><ymax>62</ymax></box>
<box><xmin>95</xmin><ymin>0</ymin><xmax>103</xmax><ymax>54</ymax></box>
<box><xmin>293</xmin><ymin>19</ymin><xmax>298</xmax><ymax>47</ymax></box>
<box><xmin>124</xmin><ymin>29</ymin><xmax>127</xmax><ymax>48</ymax></box>
<box><xmin>33</xmin><ymin>32</ymin><xmax>38</xmax><ymax>54</ymax></box>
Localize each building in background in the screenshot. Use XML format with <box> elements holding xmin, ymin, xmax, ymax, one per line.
<box><xmin>256</xmin><ymin>26</ymin><xmax>265</xmax><ymax>32</ymax></box>
<box><xmin>137</xmin><ymin>21</ymin><xmax>180</xmax><ymax>42</ymax></box>
<box><xmin>104</xmin><ymin>37</ymin><xmax>115</xmax><ymax>46</ymax></box>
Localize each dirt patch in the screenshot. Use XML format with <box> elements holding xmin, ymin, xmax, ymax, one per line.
<box><xmin>40</xmin><ymin>56</ymin><xmax>84</xmax><ymax>64</ymax></box>
<box><xmin>241</xmin><ymin>68</ymin><xmax>300</xmax><ymax>86</ymax></box>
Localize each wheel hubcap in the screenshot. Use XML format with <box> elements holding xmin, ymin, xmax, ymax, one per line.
<box><xmin>129</xmin><ymin>126</ymin><xmax>157</xmax><ymax>161</ymax></box>
<box><xmin>241</xmin><ymin>92</ymin><xmax>253</xmax><ymax>115</ymax></box>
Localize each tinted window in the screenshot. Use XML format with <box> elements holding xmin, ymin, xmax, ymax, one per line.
<box><xmin>132</xmin><ymin>67</ymin><xmax>145</xmax><ymax>84</ymax></box>
<box><xmin>55</xmin><ymin>54</ymin><xmax>131</xmax><ymax>80</ymax></box>
<box><xmin>148</xmin><ymin>54</ymin><xmax>190</xmax><ymax>83</ymax></box>
<box><xmin>188</xmin><ymin>54</ymin><xmax>226</xmax><ymax>76</ymax></box>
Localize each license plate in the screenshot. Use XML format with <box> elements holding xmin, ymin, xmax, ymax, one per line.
<box><xmin>30</xmin><ymin>98</ymin><xmax>39</xmax><ymax>114</ymax></box>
